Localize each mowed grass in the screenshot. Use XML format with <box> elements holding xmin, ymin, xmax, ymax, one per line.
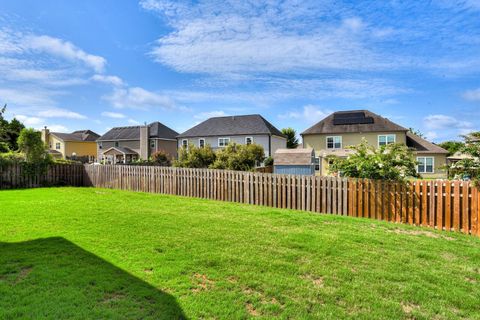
<box><xmin>1</xmin><ymin>188</ymin><xmax>480</xmax><ymax>319</ymax></box>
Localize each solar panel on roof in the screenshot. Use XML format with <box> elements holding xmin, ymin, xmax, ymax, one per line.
<box><xmin>333</xmin><ymin>112</ymin><xmax>374</xmax><ymax>125</ymax></box>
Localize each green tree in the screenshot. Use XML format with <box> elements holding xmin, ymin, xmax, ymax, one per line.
<box><xmin>408</xmin><ymin>127</ymin><xmax>425</xmax><ymax>138</ymax></box>
<box><xmin>281</xmin><ymin>127</ymin><xmax>299</xmax><ymax>149</ymax></box>
<box><xmin>328</xmin><ymin>139</ymin><xmax>418</xmax><ymax>181</ymax></box>
<box><xmin>7</xmin><ymin>118</ymin><xmax>25</xmax><ymax>150</ymax></box>
<box><xmin>17</xmin><ymin>128</ymin><xmax>49</xmax><ymax>162</ymax></box>
<box><xmin>438</xmin><ymin>141</ymin><xmax>464</xmax><ymax>156</ymax></box>
<box><xmin>210</xmin><ymin>143</ymin><xmax>265</xmax><ymax>171</ymax></box>
<box><xmin>174</xmin><ymin>144</ymin><xmax>216</xmax><ymax>168</ymax></box>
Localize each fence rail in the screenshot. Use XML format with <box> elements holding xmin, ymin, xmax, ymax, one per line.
<box><xmin>1</xmin><ymin>164</ymin><xmax>479</xmax><ymax>237</ymax></box>
<box><xmin>0</xmin><ymin>164</ymin><xmax>84</xmax><ymax>189</ymax></box>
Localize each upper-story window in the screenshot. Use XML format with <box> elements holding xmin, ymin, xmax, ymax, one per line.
<box><xmin>182</xmin><ymin>139</ymin><xmax>188</xmax><ymax>148</ymax></box>
<box><xmin>199</xmin><ymin>138</ymin><xmax>205</xmax><ymax>148</ymax></box>
<box><xmin>55</xmin><ymin>142</ymin><xmax>61</xmax><ymax>150</ymax></box>
<box><xmin>245</xmin><ymin>137</ymin><xmax>253</xmax><ymax>145</ymax></box>
<box><xmin>326</xmin><ymin>136</ymin><xmax>342</xmax><ymax>149</ymax></box>
<box><xmin>378</xmin><ymin>134</ymin><xmax>396</xmax><ymax>146</ymax></box>
<box><xmin>98</xmin><ymin>142</ymin><xmax>103</xmax><ymax>150</ymax></box>
<box><xmin>114</xmin><ymin>141</ymin><xmax>119</xmax><ymax>147</ymax></box>
<box><xmin>150</xmin><ymin>140</ymin><xmax>156</xmax><ymax>149</ymax></box>
<box><xmin>218</xmin><ymin>137</ymin><xmax>230</xmax><ymax>147</ymax></box>
<box><xmin>417</xmin><ymin>157</ymin><xmax>434</xmax><ymax>173</ymax></box>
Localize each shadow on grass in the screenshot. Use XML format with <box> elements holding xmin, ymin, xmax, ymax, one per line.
<box><xmin>0</xmin><ymin>237</ymin><xmax>186</xmax><ymax>319</ymax></box>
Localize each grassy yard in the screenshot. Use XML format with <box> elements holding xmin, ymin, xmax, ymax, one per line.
<box><xmin>1</xmin><ymin>188</ymin><xmax>479</xmax><ymax>319</ymax></box>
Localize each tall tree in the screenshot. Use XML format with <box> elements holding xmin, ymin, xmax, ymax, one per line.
<box><xmin>281</xmin><ymin>127</ymin><xmax>299</xmax><ymax>149</ymax></box>
<box><xmin>438</xmin><ymin>141</ymin><xmax>464</xmax><ymax>156</ymax></box>
<box><xmin>0</xmin><ymin>105</ymin><xmax>25</xmax><ymax>151</ymax></box>
<box><xmin>17</xmin><ymin>128</ymin><xmax>48</xmax><ymax>162</ymax></box>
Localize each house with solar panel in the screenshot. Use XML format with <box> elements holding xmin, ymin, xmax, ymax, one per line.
<box><xmin>177</xmin><ymin>114</ymin><xmax>287</xmax><ymax>158</ymax></box>
<box><xmin>41</xmin><ymin>127</ymin><xmax>100</xmax><ymax>162</ymax></box>
<box><xmin>96</xmin><ymin>122</ymin><xmax>178</xmax><ymax>164</ymax></box>
<box><xmin>301</xmin><ymin>110</ymin><xmax>449</xmax><ymax>178</ymax></box>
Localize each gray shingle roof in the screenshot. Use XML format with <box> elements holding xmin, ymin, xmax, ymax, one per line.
<box><xmin>301</xmin><ymin>110</ymin><xmax>408</xmax><ymax>135</ymax></box>
<box><xmin>51</xmin><ymin>130</ymin><xmax>100</xmax><ymax>142</ymax></box>
<box><xmin>406</xmin><ymin>132</ymin><xmax>448</xmax><ymax>154</ymax></box>
<box><xmin>177</xmin><ymin>114</ymin><xmax>285</xmax><ymax>138</ymax></box>
<box><xmin>97</xmin><ymin>122</ymin><xmax>178</xmax><ymax>141</ymax></box>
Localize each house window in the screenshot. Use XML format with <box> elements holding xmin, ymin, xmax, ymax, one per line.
<box><xmin>199</xmin><ymin>138</ymin><xmax>205</xmax><ymax>148</ymax></box>
<box><xmin>55</xmin><ymin>142</ymin><xmax>61</xmax><ymax>150</ymax></box>
<box><xmin>98</xmin><ymin>142</ymin><xmax>103</xmax><ymax>150</ymax></box>
<box><xmin>417</xmin><ymin>157</ymin><xmax>434</xmax><ymax>173</ymax></box>
<box><xmin>150</xmin><ymin>140</ymin><xmax>156</xmax><ymax>149</ymax></box>
<box><xmin>182</xmin><ymin>139</ymin><xmax>188</xmax><ymax>148</ymax></box>
<box><xmin>115</xmin><ymin>141</ymin><xmax>119</xmax><ymax>147</ymax></box>
<box><xmin>378</xmin><ymin>134</ymin><xmax>396</xmax><ymax>146</ymax></box>
<box><xmin>314</xmin><ymin>157</ymin><xmax>320</xmax><ymax>171</ymax></box>
<box><xmin>326</xmin><ymin>136</ymin><xmax>342</xmax><ymax>149</ymax></box>
<box><xmin>218</xmin><ymin>137</ymin><xmax>230</xmax><ymax>147</ymax></box>
<box><xmin>245</xmin><ymin>137</ymin><xmax>253</xmax><ymax>145</ymax></box>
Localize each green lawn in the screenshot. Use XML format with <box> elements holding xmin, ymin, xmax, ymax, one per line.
<box><xmin>1</xmin><ymin>188</ymin><xmax>479</xmax><ymax>319</ymax></box>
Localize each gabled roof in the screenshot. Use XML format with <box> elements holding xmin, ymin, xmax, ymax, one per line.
<box><xmin>406</xmin><ymin>132</ymin><xmax>448</xmax><ymax>154</ymax></box>
<box><xmin>177</xmin><ymin>114</ymin><xmax>285</xmax><ymax>138</ymax></box>
<box><xmin>301</xmin><ymin>110</ymin><xmax>408</xmax><ymax>135</ymax></box>
<box><xmin>97</xmin><ymin>122</ymin><xmax>178</xmax><ymax>141</ymax></box>
<box><xmin>102</xmin><ymin>146</ymin><xmax>138</xmax><ymax>155</ymax></box>
<box><xmin>51</xmin><ymin>130</ymin><xmax>100</xmax><ymax>142</ymax></box>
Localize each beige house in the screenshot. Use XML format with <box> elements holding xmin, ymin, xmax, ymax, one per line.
<box><xmin>41</xmin><ymin>127</ymin><xmax>100</xmax><ymax>162</ymax></box>
<box><xmin>97</xmin><ymin>122</ymin><xmax>178</xmax><ymax>164</ymax></box>
<box><xmin>301</xmin><ymin>110</ymin><xmax>449</xmax><ymax>178</ymax></box>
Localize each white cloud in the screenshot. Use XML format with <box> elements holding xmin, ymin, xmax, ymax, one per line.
<box><xmin>423</xmin><ymin>114</ymin><xmax>473</xmax><ymax>130</ymax></box>
<box><xmin>101</xmin><ymin>111</ymin><xmax>126</xmax><ymax>119</ymax></box>
<box><xmin>24</xmin><ymin>35</ymin><xmax>106</xmax><ymax>72</ymax></box>
<box><xmin>45</xmin><ymin>124</ymin><xmax>69</xmax><ymax>132</ymax></box>
<box><xmin>38</xmin><ymin>108</ymin><xmax>87</xmax><ymax>119</ymax></box>
<box><xmin>194</xmin><ymin>110</ymin><xmax>228</xmax><ymax>120</ymax></box>
<box><xmin>104</xmin><ymin>86</ymin><xmax>177</xmax><ymax>110</ymax></box>
<box><xmin>92</xmin><ymin>74</ymin><xmax>124</xmax><ymax>87</ymax></box>
<box><xmin>128</xmin><ymin>119</ymin><xmax>140</xmax><ymax>125</ymax></box>
<box><xmin>279</xmin><ymin>105</ymin><xmax>332</xmax><ymax>124</ymax></box>
<box><xmin>16</xmin><ymin>115</ymin><xmax>44</xmax><ymax>126</ymax></box>
<box><xmin>462</xmin><ymin>88</ymin><xmax>480</xmax><ymax>101</ymax></box>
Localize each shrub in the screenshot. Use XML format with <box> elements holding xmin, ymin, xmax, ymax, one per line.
<box><xmin>328</xmin><ymin>139</ymin><xmax>418</xmax><ymax>181</ymax></box>
<box><xmin>174</xmin><ymin>144</ymin><xmax>216</xmax><ymax>168</ymax></box>
<box><xmin>17</xmin><ymin>128</ymin><xmax>49</xmax><ymax>163</ymax></box>
<box><xmin>264</xmin><ymin>156</ymin><xmax>274</xmax><ymax>166</ymax></box>
<box><xmin>210</xmin><ymin>143</ymin><xmax>265</xmax><ymax>171</ymax></box>
<box><xmin>152</xmin><ymin>150</ymin><xmax>171</xmax><ymax>166</ymax></box>
<box><xmin>0</xmin><ymin>141</ymin><xmax>10</xmax><ymax>153</ymax></box>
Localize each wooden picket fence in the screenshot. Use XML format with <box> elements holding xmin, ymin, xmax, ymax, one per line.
<box><xmin>83</xmin><ymin>165</ymin><xmax>348</xmax><ymax>214</ymax></box>
<box><xmin>2</xmin><ymin>164</ymin><xmax>479</xmax><ymax>236</ymax></box>
<box><xmin>83</xmin><ymin>165</ymin><xmax>480</xmax><ymax>236</ymax></box>
<box><xmin>0</xmin><ymin>164</ymin><xmax>84</xmax><ymax>189</ymax></box>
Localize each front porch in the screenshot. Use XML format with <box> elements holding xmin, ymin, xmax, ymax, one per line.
<box><xmin>102</xmin><ymin>147</ymin><xmax>138</xmax><ymax>164</ymax></box>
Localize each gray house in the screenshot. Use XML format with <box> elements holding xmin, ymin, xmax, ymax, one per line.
<box><xmin>177</xmin><ymin>114</ymin><xmax>287</xmax><ymax>157</ymax></box>
<box><xmin>97</xmin><ymin>122</ymin><xmax>178</xmax><ymax>164</ymax></box>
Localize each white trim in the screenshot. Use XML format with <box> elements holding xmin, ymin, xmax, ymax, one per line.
<box><xmin>416</xmin><ymin>156</ymin><xmax>435</xmax><ymax>174</ymax></box>
<box><xmin>199</xmin><ymin>138</ymin><xmax>205</xmax><ymax>148</ymax></box>
<box><xmin>245</xmin><ymin>136</ymin><xmax>253</xmax><ymax>145</ymax></box>
<box><xmin>326</xmin><ymin>136</ymin><xmax>342</xmax><ymax>149</ymax></box>
<box><xmin>181</xmin><ymin>139</ymin><xmax>188</xmax><ymax>148</ymax></box>
<box><xmin>218</xmin><ymin>137</ymin><xmax>230</xmax><ymax>147</ymax></box>
<box><xmin>378</xmin><ymin>134</ymin><xmax>396</xmax><ymax>147</ymax></box>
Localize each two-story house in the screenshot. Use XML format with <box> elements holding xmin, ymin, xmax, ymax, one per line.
<box><xmin>301</xmin><ymin>110</ymin><xmax>449</xmax><ymax>178</ymax></box>
<box><xmin>177</xmin><ymin>114</ymin><xmax>287</xmax><ymax>158</ymax></box>
<box><xmin>97</xmin><ymin>121</ymin><xmax>178</xmax><ymax>164</ymax></box>
<box><xmin>41</xmin><ymin>127</ymin><xmax>100</xmax><ymax>162</ymax></box>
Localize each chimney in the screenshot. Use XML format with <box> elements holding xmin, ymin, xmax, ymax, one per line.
<box><xmin>41</xmin><ymin>126</ymin><xmax>50</xmax><ymax>146</ymax></box>
<box><xmin>139</xmin><ymin>123</ymin><xmax>149</xmax><ymax>160</ymax></box>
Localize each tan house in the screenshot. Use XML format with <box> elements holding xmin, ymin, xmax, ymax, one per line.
<box><xmin>301</xmin><ymin>110</ymin><xmax>449</xmax><ymax>178</ymax></box>
<box><xmin>97</xmin><ymin>122</ymin><xmax>178</xmax><ymax>164</ymax></box>
<box><xmin>41</xmin><ymin>127</ymin><xmax>100</xmax><ymax>162</ymax></box>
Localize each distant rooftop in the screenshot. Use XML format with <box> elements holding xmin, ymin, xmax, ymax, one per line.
<box><xmin>51</xmin><ymin>130</ymin><xmax>100</xmax><ymax>142</ymax></box>
<box><xmin>302</xmin><ymin>110</ymin><xmax>407</xmax><ymax>135</ymax></box>
<box><xmin>177</xmin><ymin>114</ymin><xmax>285</xmax><ymax>138</ymax></box>
<box><xmin>97</xmin><ymin>122</ymin><xmax>178</xmax><ymax>141</ymax></box>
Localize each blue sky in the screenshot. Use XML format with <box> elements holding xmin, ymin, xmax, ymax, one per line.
<box><xmin>1</xmin><ymin>0</ymin><xmax>479</xmax><ymax>142</ymax></box>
